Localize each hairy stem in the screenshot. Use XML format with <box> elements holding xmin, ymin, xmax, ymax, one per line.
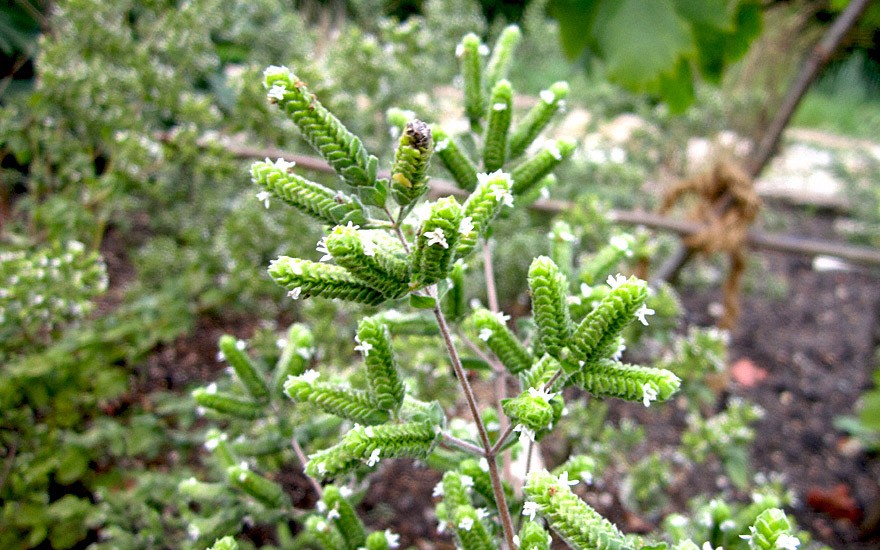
<box><xmin>430</xmin><ymin>287</ymin><xmax>516</xmax><ymax>549</ymax></box>
<box><xmin>441</xmin><ymin>432</ymin><xmax>486</xmax><ymax>456</ymax></box>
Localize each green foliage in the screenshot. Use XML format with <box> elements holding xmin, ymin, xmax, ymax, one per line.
<box><xmin>528</xmin><ymin>256</ymin><xmax>573</xmax><ymax>359</ymax></box>
<box><xmin>357</xmin><ymin>316</ymin><xmax>406</xmax><ymax>413</ymax></box>
<box><xmin>523</xmin><ymin>469</ymin><xmax>633</xmax><ymax>549</ymax></box>
<box><xmin>412</xmin><ymin>197</ymin><xmax>463</xmax><ymax>287</ymax></box>
<box><xmin>390</xmin><ymin>120</ymin><xmax>434</xmax><ymax>208</ymax></box>
<box><xmin>483</xmin><ymin>79</ymin><xmax>514</xmax><ymax>172</ymax></box>
<box><xmin>468</xmin><ymin>308</ymin><xmax>532</xmax><ymax>374</ymax></box>
<box><xmin>548</xmin><ymin>0</ymin><xmax>763</xmax><ymax>111</ymax></box>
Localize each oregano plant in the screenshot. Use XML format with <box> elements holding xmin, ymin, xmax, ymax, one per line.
<box><xmin>193</xmin><ymin>25</ymin><xmax>804</xmax><ymax>549</ymax></box>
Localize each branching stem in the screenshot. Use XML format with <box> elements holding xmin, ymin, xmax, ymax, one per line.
<box><xmin>441</xmin><ymin>432</ymin><xmax>486</xmax><ymax>456</ymax></box>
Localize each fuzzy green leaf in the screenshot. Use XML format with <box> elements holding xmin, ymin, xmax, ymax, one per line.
<box><xmin>250</xmin><ymin>159</ymin><xmax>368</xmax><ymax>227</ymax></box>
<box><xmin>390</xmin><ymin>119</ymin><xmax>433</xmax><ymax>208</ymax></box>
<box><xmin>357</xmin><ymin>316</ymin><xmax>405</xmax><ymax>414</ymax></box>
<box><xmin>569</xmin><ymin>275</ymin><xmax>647</xmax><ymax>366</ymax></box>
<box><xmin>486</xmin><ymin>25</ymin><xmax>523</xmax><ymax>89</ymax></box>
<box><xmin>268</xmin><ymin>256</ymin><xmax>386</xmax><ymax>305</ymax></box>
<box><xmin>325</xmin><ymin>225</ymin><xmax>411</xmax><ymax>300</ymax></box>
<box><xmin>284</xmin><ymin>373</ymin><xmax>390</xmax><ymax>425</ymax></box>
<box><xmin>483</xmin><ymin>79</ymin><xmax>513</xmax><ymax>172</ymax></box>
<box><xmin>272</xmin><ymin>324</ymin><xmax>314</xmax><ymax>398</ymax></box>
<box><xmin>511</xmin><ymin>139</ymin><xmax>576</xmax><ymax>195</ymax></box>
<box><xmin>519</xmin><ymin>521</ymin><xmax>553</xmax><ymax>549</ymax></box>
<box><xmin>528</xmin><ymin>256</ymin><xmax>573</xmax><ymax>359</ymax></box>
<box><xmin>509</xmin><ymin>81</ymin><xmax>570</xmax><ymax>160</ymax></box>
<box><xmin>468</xmin><ymin>308</ymin><xmax>531</xmax><ymax>374</ymax></box>
<box><xmin>451</xmin><ymin>505</ymin><xmax>496</xmax><ymax>550</ymax></box>
<box><xmin>456</xmin><ymin>170</ymin><xmax>514</xmax><ymax>259</ymax></box>
<box><xmin>263</xmin><ymin>67</ymin><xmax>382</xmax><ymax>198</ymax></box>
<box><xmin>322</xmin><ymin>485</ymin><xmax>367</xmax><ymax>550</ymax></box>
<box><xmin>575</xmin><ymin>359</ymin><xmax>680</xmax><ymax>406</ymax></box>
<box><xmin>218</xmin><ymin>335</ymin><xmax>269</xmax><ymax>402</ymax></box>
<box><xmin>433</xmin><ymin>125</ymin><xmax>479</xmax><ymax>191</ymax></box>
<box><xmin>524</xmin><ymin>470</ymin><xmax>633</xmax><ymax>550</ymax></box>
<box><xmin>458</xmin><ymin>33</ymin><xmax>487</xmax><ymax>130</ymax></box>
<box><xmin>227</xmin><ymin>465</ymin><xmax>289</xmax><ymax>509</ymax></box>
<box><xmin>411</xmin><ymin>197</ymin><xmax>462</xmax><ymax>287</ymax></box>
<box><xmin>193</xmin><ymin>388</ymin><xmax>264</xmax><ymax>420</ymax></box>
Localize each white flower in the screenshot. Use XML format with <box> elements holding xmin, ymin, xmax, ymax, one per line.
<box><xmin>478</xmin><ymin>328</ymin><xmax>493</xmax><ymax>341</ymax></box>
<box><xmin>205</xmin><ymin>382</ymin><xmax>218</xmax><ymax>394</ymax></box>
<box><xmin>701</xmin><ymin>543</ymin><xmax>720</xmax><ymax>550</ymax></box>
<box><xmin>492</xmin><ymin>102</ymin><xmax>508</xmax><ymax>111</ymax></box>
<box><xmin>548</xmin><ymin>143</ymin><xmax>562</xmax><ymax>160</ymax></box>
<box><xmin>287</xmin><ymin>287</ymin><xmax>302</xmax><ymax>300</ymax></box>
<box><xmin>367</xmin><ymin>448</ymin><xmax>381</xmax><ymax>467</ymax></box>
<box><xmin>263</xmin><ymin>65</ymin><xmax>290</xmax><ymax>79</ymax></box>
<box><xmin>609</xmin><ymin>147</ymin><xmax>626</xmax><ymax>164</ymax></box>
<box><xmin>476</xmin><ymin>508</ymin><xmax>489</xmax><ymax>520</ymax></box>
<box><xmin>522</xmin><ymin>501</ymin><xmax>539</xmax><ymax>521</ymax></box>
<box><xmin>479</xmin><ymin>458</ymin><xmax>489</xmax><ymax>472</ymax></box>
<box><xmin>432</xmin><ymin>481</ymin><xmax>444</xmax><ymax>497</ymax></box>
<box><xmin>271</xmin><ymin>157</ymin><xmax>296</xmax><ymax>172</ymax></box>
<box><xmin>424</xmin><ymin>228</ymin><xmax>449</xmax><ymax>248</ymax></box>
<box><xmin>354</xmin><ymin>336</ymin><xmax>373</xmax><ymax>357</ymax></box>
<box><xmin>490</xmin><ymin>184</ymin><xmax>514</xmax><ymax>208</ymax></box>
<box><xmin>528</xmin><ymin>384</ymin><xmax>556</xmax><ymax>403</ymax></box>
<box><xmin>642</xmin><ymin>383</ymin><xmax>659</xmax><ymax>407</ymax></box>
<box><xmin>361</xmin><ymin>236</ymin><xmax>376</xmax><ymax>257</ymax></box>
<box><xmin>610</xmin><ymin>234</ymin><xmax>631</xmax><ymax>252</ymax></box>
<box><xmin>455</xmin><ymin>43</ymin><xmax>465</xmax><ymax>58</ymax></box>
<box><xmin>339</xmin><ymin>486</ymin><xmax>353</xmax><ymax>497</ymax></box>
<box><xmin>493</xmin><ymin>311</ymin><xmax>510</xmax><ymax>324</ymax></box>
<box><xmin>513</xmin><ymin>534</ymin><xmax>521</xmax><ymax>548</ymax></box>
<box><xmin>580</xmin><ymin>470</ymin><xmax>593</xmax><ymax>485</ymax></box>
<box><xmin>384</xmin><ymin>530</ymin><xmax>400</xmax><ymax>549</ymax></box>
<box><xmin>187</xmin><ymin>523</ymin><xmax>201</xmax><ymax>540</ymax></box>
<box><xmin>606</xmin><ymin>273</ymin><xmax>628</xmax><ymax>290</ymax></box>
<box><xmin>540</xmin><ymin>89</ymin><xmax>556</xmax><ymax>104</ymax></box>
<box><xmin>635</xmin><ymin>304</ymin><xmax>655</xmax><ymax>326</ymax></box>
<box><xmin>557</xmin><ymin>471</ymin><xmax>579</xmax><ymax>487</ymax></box>
<box><xmin>516</xmin><ymin>424</ymin><xmax>536</xmax><ymax>442</ymax></box>
<box><xmin>775</xmin><ymin>534</ymin><xmax>800</xmax><ymax>550</ymax></box>
<box><xmin>478</xmin><ymin>44</ymin><xmax>489</xmax><ymax>56</ymax></box>
<box><xmin>300</xmin><ymin>369</ymin><xmax>320</xmax><ymax>384</ymax></box>
<box><xmin>459</xmin><ymin>216</ymin><xmax>475</xmax><ymax>235</ymax></box>
<box><xmin>611</xmin><ymin>342</ymin><xmax>626</xmax><ymax>361</ymax></box>
<box><xmin>435</xmin><ymin>138</ymin><xmax>450</xmax><ymax>152</ymax></box>
<box><xmin>327</xmin><ymin>508</ymin><xmax>341</xmax><ymax>520</ymax></box>
<box><xmin>458</xmin><ymin>516</ymin><xmax>474</xmax><ymax>531</ymax></box>
<box><xmin>316</xmin><ymin>237</ymin><xmax>332</xmax><ymax>262</ymax></box>
<box><xmin>316</xmin><ymin>500</ymin><xmax>328</xmax><ymax>513</ymax></box>
<box><xmin>267</xmin><ymin>84</ymin><xmax>287</xmax><ymax>100</ymax></box>
<box><xmin>461</xmin><ymin>475</ymin><xmax>475</xmax><ymax>488</ymax></box>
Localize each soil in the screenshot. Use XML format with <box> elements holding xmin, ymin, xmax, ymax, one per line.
<box><xmin>101</xmin><ymin>202</ymin><xmax>880</xmax><ymax>549</ymax></box>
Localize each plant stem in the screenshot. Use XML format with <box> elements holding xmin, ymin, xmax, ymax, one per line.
<box><xmin>291</xmin><ymin>436</ymin><xmax>323</xmax><ymax>497</ymax></box>
<box><xmin>429</xmin><ymin>287</ymin><xmax>516</xmax><ymax>549</ymax></box>
<box><xmin>441</xmin><ymin>432</ymin><xmax>486</xmax><ymax>456</ymax></box>
<box><xmin>490</xmin><ymin>423</ymin><xmax>518</xmax><ymax>456</ymax></box>
<box><xmin>482</xmin><ymin>240</ymin><xmax>499</xmax><ymax>313</ymax></box>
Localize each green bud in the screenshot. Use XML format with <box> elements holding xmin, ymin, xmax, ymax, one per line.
<box><xmin>511</xmin><ymin>139</ymin><xmax>576</xmax><ymax>195</ymax></box>
<box><xmin>528</xmin><ymin>256</ymin><xmax>573</xmax><ymax>359</ymax></box>
<box><xmin>509</xmin><ymin>81</ymin><xmax>569</xmax><ymax>160</ymax></box>
<box><xmin>357</xmin><ymin>316</ymin><xmax>405</xmax><ymax>414</ymax></box>
<box><xmin>268</xmin><ymin>256</ymin><xmax>386</xmax><ymax>305</ymax></box>
<box><xmin>458</xmin><ymin>34</ymin><xmax>487</xmax><ymax>130</ymax></box>
<box><xmin>433</xmin><ymin>125</ymin><xmax>479</xmax><ymax>191</ymax></box>
<box><xmin>483</xmin><ymin>79</ymin><xmax>513</xmax><ymax>172</ymax></box>
<box><xmin>325</xmin><ymin>225</ymin><xmax>411</xmax><ymax>300</ymax></box>
<box><xmin>485</xmin><ymin>25</ymin><xmax>522</xmax><ymax>89</ymax></box>
<box><xmin>412</xmin><ymin>197</ymin><xmax>462</xmax><ymax>287</ymax></box>
<box><xmin>193</xmin><ymin>387</ymin><xmax>264</xmax><ymax>420</ymax></box>
<box><xmin>227</xmin><ymin>464</ymin><xmax>289</xmax><ymax>509</ymax></box>
<box><xmin>391</xmin><ymin>119</ymin><xmax>433</xmax><ymax>208</ymax></box>
<box><xmin>218</xmin><ymin>335</ymin><xmax>269</xmax><ymax>402</ymax></box>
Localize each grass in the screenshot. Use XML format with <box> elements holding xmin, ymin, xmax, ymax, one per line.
<box><xmin>792</xmin><ymin>92</ymin><xmax>880</xmax><ymax>140</ymax></box>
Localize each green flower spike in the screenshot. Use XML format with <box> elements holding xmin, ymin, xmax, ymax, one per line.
<box><xmin>440</xmin><ymin>470</ymin><xmax>473</xmax><ymax>511</ymax></box>
<box><xmin>284</xmin><ymin>370</ymin><xmax>391</xmax><ymax>425</ymax></box>
<box><xmin>511</xmin><ymin>138</ymin><xmax>576</xmax><ymax>195</ymax></box>
<box><xmin>306</xmin><ymin>421</ymin><xmax>440</xmax><ymax>480</ymax></box>
<box><xmin>457</xmin><ymin>458</ymin><xmax>513</xmax><ymax>509</ymax></box>
<box><xmin>304</xmin><ymin>515</ymin><xmax>347</xmax><ymax>550</ymax></box>
<box><xmin>468</xmin><ymin>308</ymin><xmax>531</xmax><ymax>375</ymax></box>
<box><xmin>483</xmin><ymin>79</ymin><xmax>513</xmax><ymax>172</ymax></box>
<box><xmin>509</xmin><ymin>81</ymin><xmax>569</xmax><ymax>160</ymax></box>
<box><xmin>412</xmin><ymin>197</ymin><xmax>462</xmax><ymax>287</ymax></box>
<box><xmin>272</xmin><ymin>323</ymin><xmax>314</xmax><ymax>398</ymax></box>
<box><xmin>456</xmin><ymin>170</ymin><xmax>514</xmax><ymax>259</ymax></box>
<box><xmin>742</xmin><ymin>508</ymin><xmax>800</xmax><ymax>550</ymax></box>
<box><xmin>390</xmin><ymin>119</ymin><xmax>433</xmax><ymax>208</ymax></box>
<box><xmin>519</xmin><ymin>521</ymin><xmax>553</xmax><ymax>550</ymax></box>
<box><xmin>226</xmin><ymin>463</ymin><xmax>289</xmax><ymax>509</ymax></box>
<box><xmin>523</xmin><ymin>470</ymin><xmax>632</xmax><ymax>550</ymax></box>
<box><xmin>250</xmin><ymin>159</ymin><xmax>368</xmax><ymax>227</ymax></box>
<box><xmin>552</xmin><ymin>455</ymin><xmax>599</xmax><ymax>487</ymax></box>
<box><xmin>231</xmin><ymin>433</ymin><xmax>288</xmax><ymax>457</ymax></box>
<box><xmin>268</xmin><ymin>256</ymin><xmax>386</xmax><ymax>305</ymax></box>
<box><xmin>485</xmin><ymin>25</ymin><xmax>522</xmax><ymax>89</ymax></box>
<box><xmin>549</xmin><ymin>220</ymin><xmax>576</xmax><ymax>282</ymax></box>
<box><xmin>325</xmin><ymin>225</ymin><xmax>411</xmax><ymax>300</ymax></box>
<box><xmin>570</xmin><ymin>274</ymin><xmax>648</xmax><ymax>366</ymax></box>
<box><xmin>451</xmin><ymin>505</ymin><xmax>495</xmax><ymax>550</ymax></box>
<box><xmin>322</xmin><ymin>485</ymin><xmax>367</xmax><ymax>550</ymax></box>
<box><xmin>528</xmin><ymin>256</ymin><xmax>573</xmax><ymax>360</ymax></box>
<box><xmin>576</xmin><ymin>360</ymin><xmax>680</xmax><ymax>406</ymax></box>
<box><xmin>218</xmin><ymin>335</ymin><xmax>269</xmax><ymax>402</ymax></box>
<box><xmin>502</xmin><ymin>385</ymin><xmax>557</xmax><ymax>434</ymax></box>
<box><xmin>443</xmin><ymin>260</ymin><xmax>468</xmax><ymax>321</ymax></box>
<box><xmin>193</xmin><ymin>386</ymin><xmax>264</xmax><ymax>420</ymax></box>
<box><xmin>365</xmin><ymin>530</ymin><xmax>401</xmax><ymax>550</ymax></box>
<box><xmin>357</xmin><ymin>316</ymin><xmax>405</xmax><ymax>414</ymax></box>
<box><xmin>433</xmin><ymin>125</ymin><xmax>479</xmax><ymax>191</ymax></box>
<box><xmin>263</xmin><ymin>67</ymin><xmax>383</xmax><ymax>203</ymax></box>
<box><xmin>458</xmin><ymin>33</ymin><xmax>488</xmax><ymax>130</ymax></box>
<box><xmin>522</xmin><ymin>355</ymin><xmax>566</xmax><ymax>394</ymax></box>
<box><xmin>204</xmin><ymin>429</ymin><xmax>236</xmax><ymax>468</ymax></box>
